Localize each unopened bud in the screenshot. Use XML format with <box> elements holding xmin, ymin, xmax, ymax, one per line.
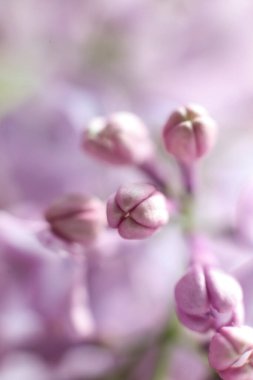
<box><xmin>175</xmin><ymin>264</ymin><xmax>244</xmax><ymax>333</ymax></box>
<box><xmin>209</xmin><ymin>326</ymin><xmax>253</xmax><ymax>380</ymax></box>
<box><xmin>106</xmin><ymin>183</ymin><xmax>169</xmax><ymax>239</ymax></box>
<box><xmin>163</xmin><ymin>104</ymin><xmax>217</xmax><ymax>163</ymax></box>
<box><xmin>82</xmin><ymin>112</ymin><xmax>154</xmax><ymax>165</ymax></box>
<box><xmin>45</xmin><ymin>194</ymin><xmax>106</xmax><ymax>243</ymax></box>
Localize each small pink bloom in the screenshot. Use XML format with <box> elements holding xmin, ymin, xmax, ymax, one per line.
<box><xmin>106</xmin><ymin>183</ymin><xmax>169</xmax><ymax>239</ymax></box>
<box><xmin>209</xmin><ymin>326</ymin><xmax>253</xmax><ymax>380</ymax></box>
<box><xmin>45</xmin><ymin>194</ymin><xmax>106</xmax><ymax>243</ymax></box>
<box><xmin>82</xmin><ymin>112</ymin><xmax>154</xmax><ymax>165</ymax></box>
<box><xmin>163</xmin><ymin>104</ymin><xmax>217</xmax><ymax>163</ymax></box>
<box><xmin>175</xmin><ymin>264</ymin><xmax>244</xmax><ymax>333</ymax></box>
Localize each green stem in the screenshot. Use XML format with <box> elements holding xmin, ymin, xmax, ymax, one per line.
<box><xmin>206</xmin><ymin>373</ymin><xmax>221</xmax><ymax>380</ymax></box>
<box><xmin>138</xmin><ymin>159</ymin><xmax>173</xmax><ymax>197</ymax></box>
<box><xmin>152</xmin><ymin>343</ymin><xmax>169</xmax><ymax>380</ymax></box>
<box><xmin>151</xmin><ymin>316</ymin><xmax>179</xmax><ymax>380</ymax></box>
<box><xmin>179</xmin><ymin>162</ymin><xmax>196</xmax><ymax>196</ymax></box>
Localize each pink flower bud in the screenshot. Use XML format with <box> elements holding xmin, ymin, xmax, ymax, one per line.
<box><xmin>45</xmin><ymin>194</ymin><xmax>106</xmax><ymax>243</ymax></box>
<box><xmin>82</xmin><ymin>112</ymin><xmax>154</xmax><ymax>165</ymax></box>
<box><xmin>163</xmin><ymin>104</ymin><xmax>217</xmax><ymax>163</ymax></box>
<box><xmin>106</xmin><ymin>183</ymin><xmax>169</xmax><ymax>239</ymax></box>
<box><xmin>175</xmin><ymin>265</ymin><xmax>244</xmax><ymax>333</ymax></box>
<box><xmin>209</xmin><ymin>326</ymin><xmax>253</xmax><ymax>380</ymax></box>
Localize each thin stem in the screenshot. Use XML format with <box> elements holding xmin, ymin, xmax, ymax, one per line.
<box><xmin>206</xmin><ymin>373</ymin><xmax>221</xmax><ymax>380</ymax></box>
<box><xmin>110</xmin><ymin>317</ymin><xmax>179</xmax><ymax>380</ymax></box>
<box><xmin>138</xmin><ymin>159</ymin><xmax>172</xmax><ymax>196</ymax></box>
<box><xmin>179</xmin><ymin>162</ymin><xmax>196</xmax><ymax>196</ymax></box>
<box><xmin>178</xmin><ymin>161</ymin><xmax>216</xmax><ymax>265</ymax></box>
<box><xmin>152</xmin><ymin>343</ymin><xmax>169</xmax><ymax>380</ymax></box>
<box><xmin>178</xmin><ymin>162</ymin><xmax>196</xmax><ymax>235</ymax></box>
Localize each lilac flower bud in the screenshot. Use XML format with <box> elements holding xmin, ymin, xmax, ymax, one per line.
<box><xmin>163</xmin><ymin>104</ymin><xmax>217</xmax><ymax>163</ymax></box>
<box><xmin>175</xmin><ymin>265</ymin><xmax>244</xmax><ymax>333</ymax></box>
<box><xmin>45</xmin><ymin>194</ymin><xmax>106</xmax><ymax>244</ymax></box>
<box><xmin>106</xmin><ymin>183</ymin><xmax>169</xmax><ymax>239</ymax></box>
<box><xmin>209</xmin><ymin>326</ymin><xmax>253</xmax><ymax>380</ymax></box>
<box><xmin>82</xmin><ymin>112</ymin><xmax>154</xmax><ymax>165</ymax></box>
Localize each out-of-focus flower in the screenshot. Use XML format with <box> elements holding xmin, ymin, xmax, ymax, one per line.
<box><xmin>175</xmin><ymin>264</ymin><xmax>244</xmax><ymax>332</ymax></box>
<box><xmin>195</xmin><ymin>125</ymin><xmax>253</xmax><ymax>235</ymax></box>
<box><xmin>45</xmin><ymin>193</ymin><xmax>106</xmax><ymax>244</ymax></box>
<box><xmin>0</xmin><ymin>212</ymin><xmax>86</xmax><ymax>348</ymax></box>
<box><xmin>209</xmin><ymin>325</ymin><xmax>253</xmax><ymax>380</ymax></box>
<box><xmin>163</xmin><ymin>104</ymin><xmax>217</xmax><ymax>164</ymax></box>
<box><xmin>106</xmin><ymin>183</ymin><xmax>169</xmax><ymax>239</ymax></box>
<box><xmin>1</xmin><ymin>0</ymin><xmax>253</xmax><ymax>120</ymax></box>
<box><xmin>0</xmin><ymin>211</ymin><xmax>124</xmax><ymax>378</ymax></box>
<box><xmin>0</xmin><ymin>210</ymin><xmax>185</xmax><ymax>377</ymax></box>
<box><xmin>82</xmin><ymin>112</ymin><xmax>154</xmax><ymax>166</ymax></box>
<box><xmin>0</xmin><ymin>84</ymin><xmax>144</xmax><ymax>211</ymax></box>
<box><xmin>0</xmin><ymin>84</ymin><xmax>96</xmax><ymax>209</ymax></box>
<box><xmin>0</xmin><ymin>353</ymin><xmax>52</xmax><ymax>380</ymax></box>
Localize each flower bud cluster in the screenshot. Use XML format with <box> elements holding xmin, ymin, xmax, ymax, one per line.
<box><xmin>79</xmin><ymin>105</ymin><xmax>217</xmax><ymax>241</ymax></box>
<box><xmin>47</xmin><ymin>105</ymin><xmax>236</xmax><ymax>379</ymax></box>
<box><xmin>82</xmin><ymin>106</ymin><xmax>217</xmax><ymax>167</ymax></box>
<box><xmin>174</xmin><ymin>260</ymin><xmax>250</xmax><ymax>380</ymax></box>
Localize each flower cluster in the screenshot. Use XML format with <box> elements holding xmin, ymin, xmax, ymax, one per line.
<box><xmin>80</xmin><ymin>105</ymin><xmax>252</xmax><ymax>380</ymax></box>
<box><xmin>1</xmin><ymin>99</ymin><xmax>253</xmax><ymax>380</ymax></box>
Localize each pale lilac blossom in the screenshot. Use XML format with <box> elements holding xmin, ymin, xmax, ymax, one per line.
<box><xmin>1</xmin><ymin>2</ymin><xmax>253</xmax><ymax>379</ymax></box>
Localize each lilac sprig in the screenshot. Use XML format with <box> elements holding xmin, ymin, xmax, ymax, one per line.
<box><xmin>45</xmin><ymin>104</ymin><xmax>249</xmax><ymax>379</ymax></box>
<box><xmin>164</xmin><ymin>106</ymin><xmax>252</xmax><ymax>380</ymax></box>
<box><xmin>45</xmin><ymin>193</ymin><xmax>106</xmax><ymax>244</ymax></box>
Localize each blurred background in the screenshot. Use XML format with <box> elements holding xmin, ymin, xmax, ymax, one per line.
<box><xmin>1</xmin><ymin>1</ymin><xmax>253</xmax><ymax>379</ymax></box>
<box><xmin>1</xmin><ymin>0</ymin><xmax>253</xmax><ymax>118</ymax></box>
<box><xmin>1</xmin><ymin>0</ymin><xmax>253</xmax><ymax>212</ymax></box>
